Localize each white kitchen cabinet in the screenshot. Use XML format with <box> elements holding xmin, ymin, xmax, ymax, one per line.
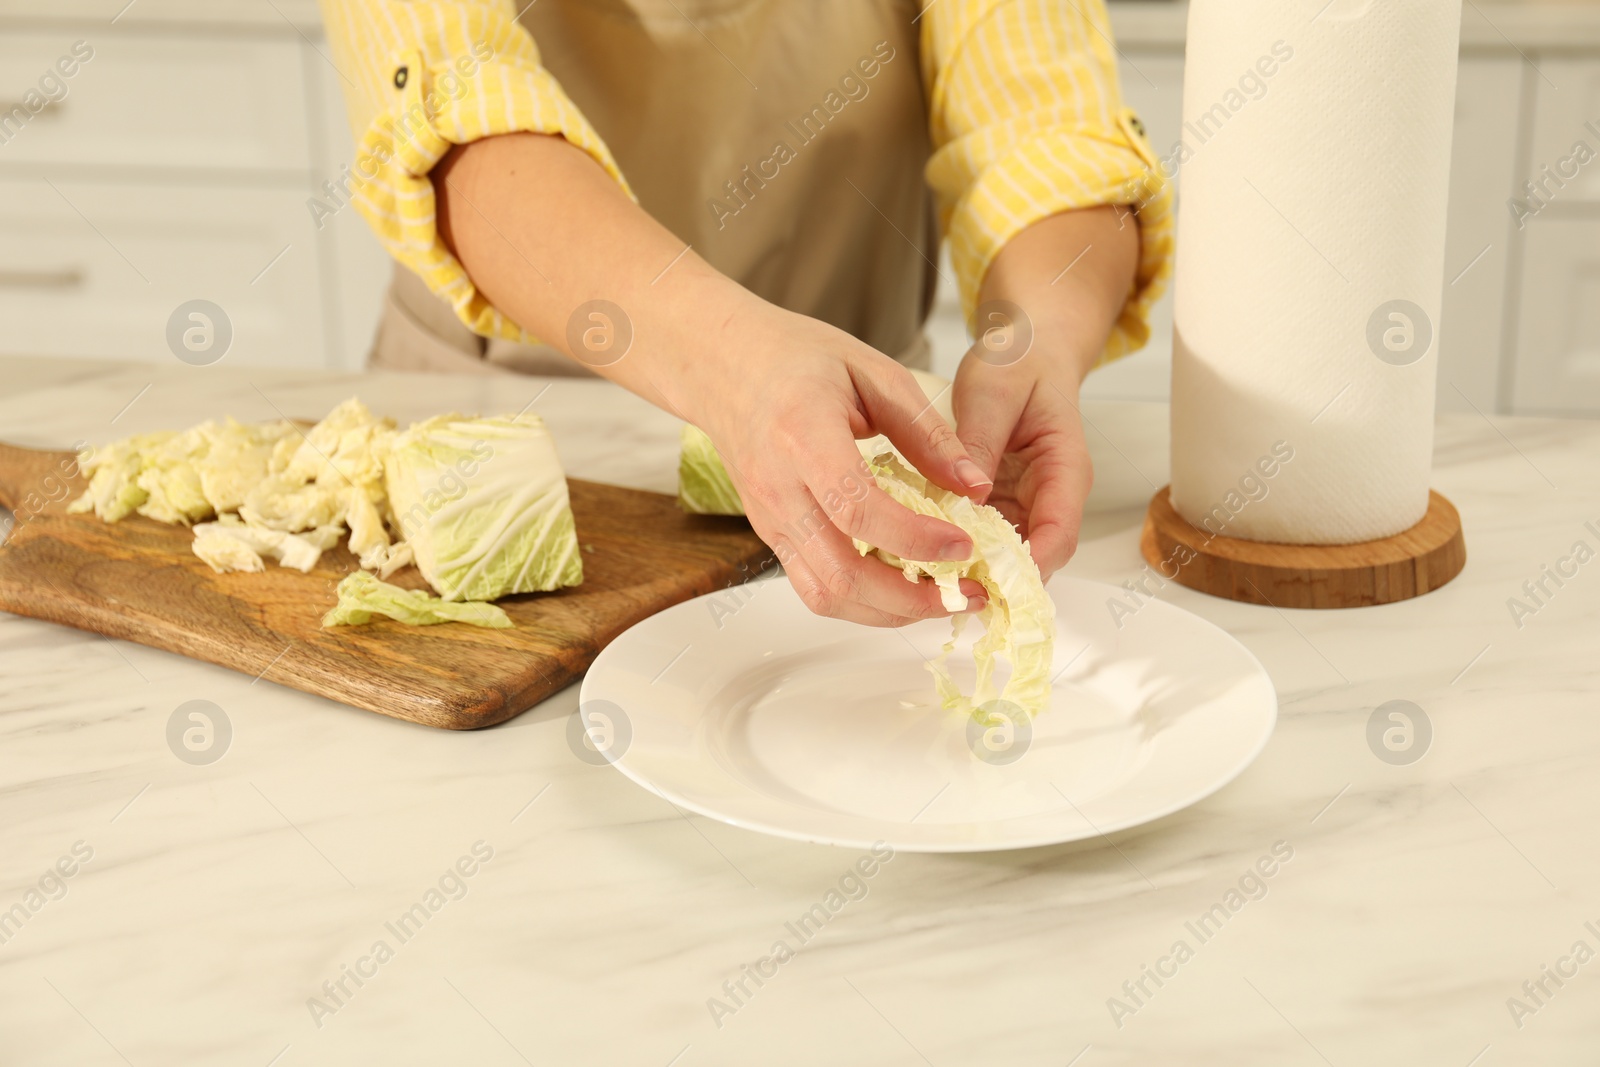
<box><xmin>1439</xmin><ymin>57</ymin><xmax>1524</xmax><ymax>413</ymax></box>
<box><xmin>311</xmin><ymin>55</ymin><xmax>396</xmax><ymax>371</ymax></box>
<box><xmin>1510</xmin><ymin>217</ymin><xmax>1600</xmax><ymax>414</ymax></box>
<box><xmin>1508</xmin><ymin>54</ymin><xmax>1600</xmax><ymax>416</ymax></box>
<box><xmin>0</xmin><ymin>30</ymin><xmax>309</xmax><ymax>173</ymax></box>
<box><xmin>0</xmin><ymin>14</ymin><xmax>395</xmax><ymax>373</ymax></box>
<box><xmin>1523</xmin><ymin>56</ymin><xmax>1600</xmax><ymax>205</ymax></box>
<box><xmin>0</xmin><ymin>178</ymin><xmax>327</xmax><ymax>367</ymax></box>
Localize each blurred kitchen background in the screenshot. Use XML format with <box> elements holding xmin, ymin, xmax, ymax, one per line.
<box><xmin>3</xmin><ymin>0</ymin><xmax>1599</xmax><ymax>416</ymax></box>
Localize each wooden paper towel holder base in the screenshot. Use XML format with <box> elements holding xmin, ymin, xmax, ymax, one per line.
<box><xmin>1139</xmin><ymin>487</ymin><xmax>1466</xmax><ymax>609</ymax></box>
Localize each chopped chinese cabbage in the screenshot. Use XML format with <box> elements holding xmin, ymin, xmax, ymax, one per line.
<box><xmin>239</xmin><ymin>475</ymin><xmax>344</xmax><ymax>532</ymax></box>
<box><xmin>192</xmin><ymin>514</ymin><xmax>344</xmax><ymax>574</ymax></box>
<box><xmin>191</xmin><ymin>528</ymin><xmax>266</xmax><ymax>574</ymax></box>
<box><xmin>281</xmin><ymin>397</ymin><xmax>394</xmax><ymax>487</ymax></box>
<box><xmin>68</xmin><ymin>432</ymin><xmax>175</xmax><ymax>522</ymax></box>
<box><xmin>321</xmin><ymin>571</ymin><xmax>511</xmax><ymax>629</ymax></box>
<box><xmin>344</xmin><ymin>485</ymin><xmax>392</xmax><ymax>568</ymax></box>
<box><xmin>385</xmin><ymin>413</ymin><xmax>582</xmax><ymax>602</ymax></box>
<box><xmin>132</xmin><ymin>432</ymin><xmax>213</xmax><ymax>525</ymax></box>
<box><xmin>363</xmin><ymin>540</ymin><xmax>414</xmax><ymax>579</ymax></box>
<box><xmin>191</xmin><ymin>418</ymin><xmax>297</xmax><ymax>513</ymax></box>
<box><xmin>68</xmin><ymin>420</ymin><xmax>302</xmax><ymax>526</ymax></box>
<box><xmin>243</xmin><ymin>400</ymin><xmax>394</xmax><ymax>537</ymax></box>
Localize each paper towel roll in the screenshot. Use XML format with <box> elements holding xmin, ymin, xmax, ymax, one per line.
<box><xmin>1169</xmin><ymin>0</ymin><xmax>1462</xmax><ymax>545</ymax></box>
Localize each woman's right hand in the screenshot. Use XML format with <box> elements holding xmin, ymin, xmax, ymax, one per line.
<box><xmin>669</xmin><ymin>300</ymin><xmax>993</xmax><ymax>627</ymax></box>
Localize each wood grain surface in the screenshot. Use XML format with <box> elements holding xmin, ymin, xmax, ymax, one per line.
<box><xmin>1140</xmin><ymin>485</ymin><xmax>1466</xmax><ymax>609</ymax></box>
<box><xmin>0</xmin><ymin>441</ymin><xmax>772</xmax><ymax>729</ymax></box>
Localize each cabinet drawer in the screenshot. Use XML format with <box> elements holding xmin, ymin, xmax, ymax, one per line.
<box><xmin>1511</xmin><ymin>216</ymin><xmax>1600</xmax><ymax>415</ymax></box>
<box><xmin>0</xmin><ymin>31</ymin><xmax>309</xmax><ymax>172</ymax></box>
<box><xmin>312</xmin><ymin>54</ymin><xmax>392</xmax><ymax>370</ymax></box>
<box><xmin>1524</xmin><ymin>57</ymin><xmax>1600</xmax><ymax>206</ymax></box>
<box><xmin>0</xmin><ymin>179</ymin><xmax>326</xmax><ymax>367</ymax></box>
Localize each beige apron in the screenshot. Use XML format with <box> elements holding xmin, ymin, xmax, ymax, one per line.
<box><xmin>370</xmin><ymin>0</ymin><xmax>936</xmax><ymax>376</ymax></box>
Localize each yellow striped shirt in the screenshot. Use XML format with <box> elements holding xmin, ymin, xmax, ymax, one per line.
<box><xmin>316</xmin><ymin>0</ymin><xmax>1172</xmax><ymax>366</ymax></box>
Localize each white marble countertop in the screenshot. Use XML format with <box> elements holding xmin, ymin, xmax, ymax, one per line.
<box><xmin>2</xmin><ymin>355</ymin><xmax>1599</xmax><ymax>1065</ymax></box>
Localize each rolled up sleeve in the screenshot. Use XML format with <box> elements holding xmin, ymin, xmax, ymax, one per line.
<box><xmin>317</xmin><ymin>0</ymin><xmax>633</xmax><ymax>341</ymax></box>
<box><xmin>921</xmin><ymin>0</ymin><xmax>1174</xmax><ymax>366</ymax></box>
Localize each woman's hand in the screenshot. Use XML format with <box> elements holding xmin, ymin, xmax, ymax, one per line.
<box><xmin>953</xmin><ymin>351</ymin><xmax>1092</xmax><ymax>580</ymax></box>
<box><xmin>679</xmin><ymin>301</ymin><xmax>993</xmax><ymax>627</ymax></box>
<box><xmin>952</xmin><ymin>204</ymin><xmax>1142</xmax><ymax>578</ymax></box>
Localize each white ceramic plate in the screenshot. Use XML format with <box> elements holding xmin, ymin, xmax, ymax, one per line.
<box><xmin>578</xmin><ymin>575</ymin><xmax>1277</xmax><ymax>852</ymax></box>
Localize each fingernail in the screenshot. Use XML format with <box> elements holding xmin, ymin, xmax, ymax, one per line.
<box><xmin>939</xmin><ymin>539</ymin><xmax>972</xmax><ymax>562</ymax></box>
<box><xmin>962</xmin><ymin>595</ymin><xmax>987</xmax><ymax>613</ymax></box>
<box><xmin>955</xmin><ymin>458</ymin><xmax>993</xmax><ymax>489</ymax></box>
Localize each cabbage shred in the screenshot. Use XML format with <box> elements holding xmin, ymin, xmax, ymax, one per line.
<box><xmin>859</xmin><ymin>452</ymin><xmax>1055</xmax><ymax>719</ymax></box>
<box><xmin>322</xmin><ymin>572</ymin><xmax>512</xmax><ymax>629</ymax></box>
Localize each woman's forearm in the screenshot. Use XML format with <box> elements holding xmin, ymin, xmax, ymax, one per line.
<box><xmin>432</xmin><ymin>131</ymin><xmax>768</xmax><ymax>422</ymax></box>
<box><xmin>974</xmin><ymin>204</ymin><xmax>1141</xmax><ymax>383</ymax></box>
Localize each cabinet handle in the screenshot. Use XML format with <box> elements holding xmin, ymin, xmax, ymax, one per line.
<box><xmin>0</xmin><ymin>267</ymin><xmax>84</xmax><ymax>290</ymax></box>
<box><xmin>0</xmin><ymin>101</ymin><xmax>64</xmax><ymax>120</ymax></box>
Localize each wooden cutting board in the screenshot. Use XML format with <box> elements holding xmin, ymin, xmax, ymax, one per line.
<box><xmin>0</xmin><ymin>441</ymin><xmax>771</xmax><ymax>729</ymax></box>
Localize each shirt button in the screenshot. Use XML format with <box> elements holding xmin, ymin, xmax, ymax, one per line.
<box><xmin>394</xmin><ymin>66</ymin><xmax>408</xmax><ymax>89</ymax></box>
<box><xmin>1129</xmin><ymin>115</ymin><xmax>1146</xmax><ymax>136</ymax></box>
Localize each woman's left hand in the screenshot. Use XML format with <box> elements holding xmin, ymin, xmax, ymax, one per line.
<box><xmin>953</xmin><ymin>202</ymin><xmax>1144</xmax><ymax>579</ymax></box>
<box><xmin>951</xmin><ymin>349</ymin><xmax>1092</xmax><ymax>581</ymax></box>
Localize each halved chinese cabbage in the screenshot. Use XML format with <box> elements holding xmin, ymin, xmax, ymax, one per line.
<box><xmin>321</xmin><ymin>571</ymin><xmax>511</xmax><ymax>629</ymax></box>
<box><xmin>678</xmin><ymin>423</ymin><xmax>744</xmax><ymax>516</ymax></box>
<box><xmin>384</xmin><ymin>413</ymin><xmax>581</xmax><ymax>602</ymax></box>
